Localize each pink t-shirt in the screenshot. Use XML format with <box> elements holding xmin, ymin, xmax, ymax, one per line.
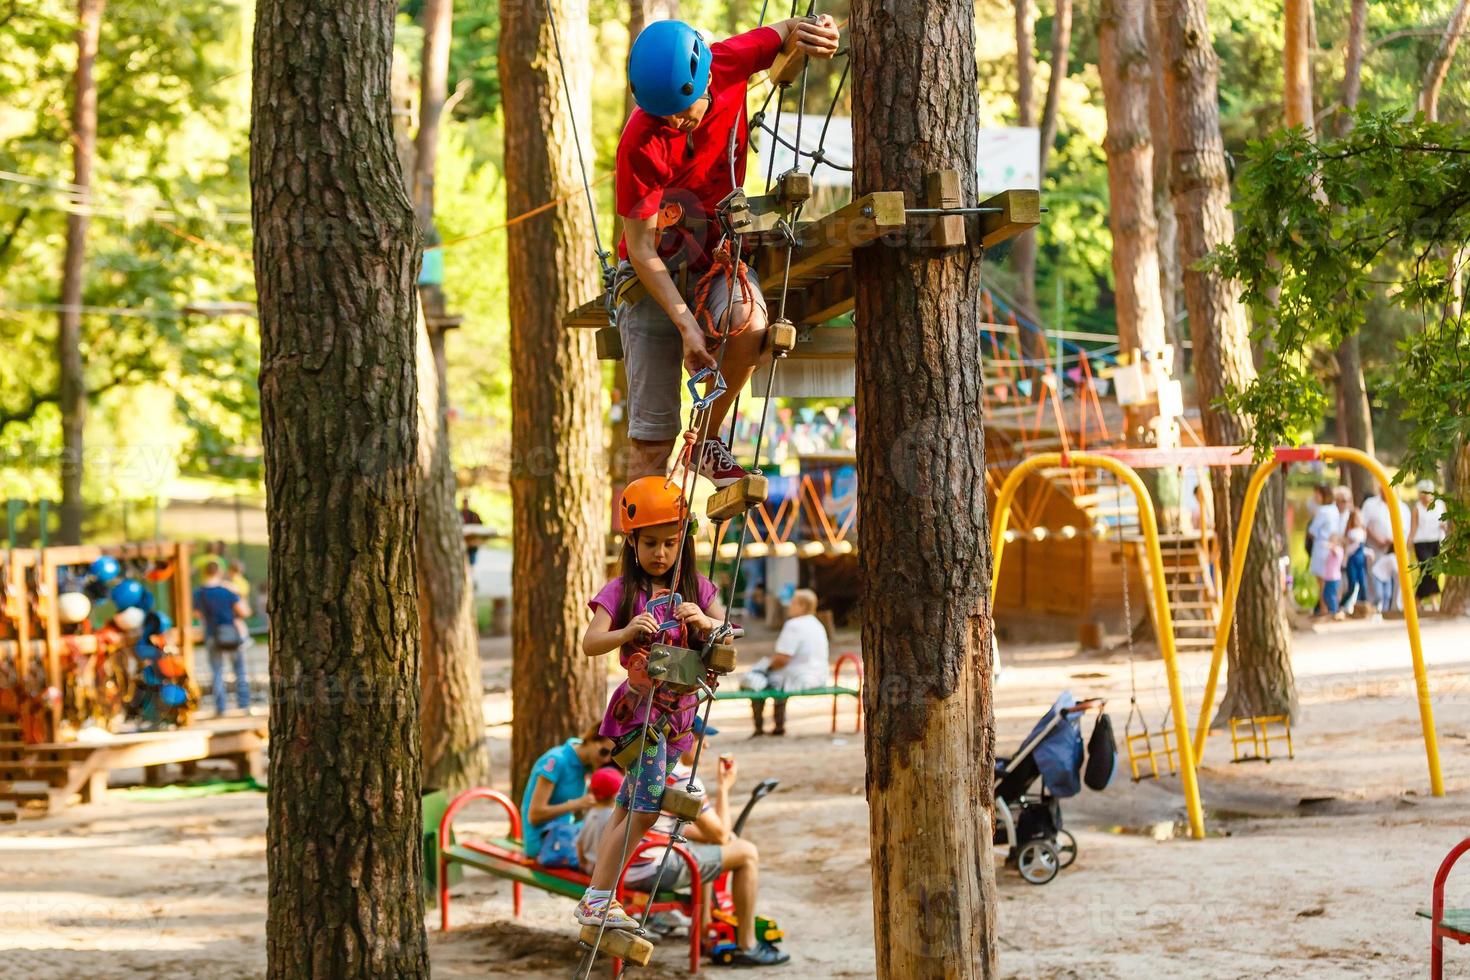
<box><xmin>1322</xmin><ymin>544</ymin><xmax>1344</xmax><ymax>582</ymax></box>
<box><xmin>590</xmin><ymin>574</ymin><xmax>720</xmax><ymax>754</ymax></box>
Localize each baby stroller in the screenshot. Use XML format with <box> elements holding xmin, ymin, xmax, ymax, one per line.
<box><xmin>994</xmin><ymin>693</ymin><xmax>1115</xmax><ymax>885</ymax></box>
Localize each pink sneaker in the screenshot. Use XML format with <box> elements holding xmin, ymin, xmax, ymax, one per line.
<box><xmin>575</xmin><ymin>895</ymin><xmax>639</xmax><ymax>930</ymax></box>
<box><xmin>695</xmin><ymin>438</ymin><xmax>751</xmax><ymax>488</ymax></box>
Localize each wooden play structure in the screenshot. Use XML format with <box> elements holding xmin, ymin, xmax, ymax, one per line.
<box><xmin>0</xmin><ymin>540</ymin><xmax>265</xmax><ymax>821</ymax></box>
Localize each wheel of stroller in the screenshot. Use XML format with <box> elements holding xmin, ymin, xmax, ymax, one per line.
<box><xmin>1055</xmin><ymin>829</ymin><xmax>1077</xmax><ymax>868</ymax></box>
<box><xmin>1016</xmin><ymin>840</ymin><xmax>1060</xmax><ymax>885</ymax></box>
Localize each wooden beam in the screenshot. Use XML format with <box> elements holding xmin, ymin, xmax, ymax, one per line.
<box><xmin>565</xmin><ymin>296</ymin><xmax>610</xmax><ymax>329</ymax></box>
<box><xmin>791</xmin><ymin>265</ymin><xmax>856</xmax><ymax>324</ymax></box>
<box><xmin>778</xmin><ymin>191</ymin><xmax>907</xmax><ymax>288</ymax></box>
<box><xmin>924</xmin><ymin>169</ymin><xmax>966</xmax><ymax>247</ymax></box>
<box><xmin>792</xmin><ymin>326</ymin><xmax>854</xmax><ymax>359</ymax></box>
<box><xmin>978</xmin><ymin>189</ymin><xmax>1041</xmax><ymax>247</ymax></box>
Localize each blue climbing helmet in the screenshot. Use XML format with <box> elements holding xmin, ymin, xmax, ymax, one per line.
<box><xmin>627</xmin><ymin>20</ymin><xmax>712</xmax><ymax>117</ymax></box>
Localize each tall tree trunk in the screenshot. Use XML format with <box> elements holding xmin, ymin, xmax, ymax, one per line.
<box><xmin>1330</xmin><ymin>0</ymin><xmax>1376</xmax><ymax>504</ymax></box>
<box><xmin>410</xmin><ymin>0</ymin><xmax>488</xmax><ymax>795</ymax></box>
<box><xmin>1011</xmin><ymin>0</ymin><xmax>1042</xmax><ymax>364</ymax></box>
<box><xmin>1158</xmin><ymin>0</ymin><xmax>1297</xmax><ymax>721</ymax></box>
<box><xmin>852</xmin><ymin>0</ymin><xmax>998</xmax><ymax>974</ymax></box>
<box><xmin>1012</xmin><ymin>0</ymin><xmax>1072</xmax><ymax>365</ymax></box>
<box><xmin>1144</xmin><ymin>0</ymin><xmax>1182</xmax><ymax>372</ymax></box>
<box><xmin>1283</xmin><ymin>0</ymin><xmax>1313</xmax><ymax>131</ymax></box>
<box><xmin>416</xmin><ymin>302</ymin><xmax>488</xmax><ymax>794</ymax></box>
<box><xmin>1098</xmin><ymin>0</ymin><xmax>1166</xmax><ymax>359</ymax></box>
<box><xmin>57</xmin><ymin>0</ymin><xmax>104</xmax><ymax>546</ymax></box>
<box><xmin>251</xmin><ymin>0</ymin><xmax>429</xmax><ymax>974</ymax></box>
<box><xmin>500</xmin><ymin>0</ymin><xmax>608</xmax><ymax>796</ymax></box>
<box><xmin>413</xmin><ymin>0</ymin><xmax>452</xmax><ymax>233</ymax></box>
<box><xmin>1419</xmin><ymin>0</ymin><xmax>1470</xmax><ymax>122</ymax></box>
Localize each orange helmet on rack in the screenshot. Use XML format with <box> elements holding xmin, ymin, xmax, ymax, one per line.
<box><xmin>619</xmin><ymin>476</ymin><xmax>687</xmax><ymax>535</ymax></box>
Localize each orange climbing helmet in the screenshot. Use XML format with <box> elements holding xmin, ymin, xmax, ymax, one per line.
<box><xmin>619</xmin><ymin>476</ymin><xmax>687</xmax><ymax>535</ymax></box>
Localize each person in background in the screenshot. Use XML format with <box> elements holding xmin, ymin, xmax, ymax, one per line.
<box><xmin>520</xmin><ymin>728</ymin><xmax>616</xmax><ymax>862</ymax></box>
<box><xmin>1370</xmin><ymin>546</ymin><xmax>1400</xmax><ymax>622</ymax></box>
<box><xmin>1319</xmin><ymin>533</ymin><xmax>1346</xmax><ymax>619</ymax></box>
<box><xmin>1410</xmin><ymin>479</ymin><xmax>1447</xmax><ymax>612</ymax></box>
<box><xmin>226</xmin><ymin>559</ymin><xmax>253</xmax><ymax>650</ymax></box>
<box><xmin>583</xmin><ymin>718</ymin><xmax>786</xmax><ymax>967</ymax></box>
<box><xmin>1360</xmin><ymin>484</ymin><xmax>1407</xmax><ymax>613</ymax></box>
<box><xmin>459</xmin><ymin>495</ymin><xmax>484</xmax><ymax>566</ymax></box>
<box><xmin>1342</xmin><ymin>510</ymin><xmax>1370</xmax><ymax>617</ymax></box>
<box><xmin>741</xmin><ymin>588</ymin><xmax>830</xmax><ymax>736</ymax></box>
<box><xmin>1305</xmin><ymin>484</ymin><xmax>1338</xmax><ymax>614</ymax></box>
<box><xmin>193</xmin><ymin>560</ymin><xmax>252</xmax><ymax>716</ymax></box>
<box><xmin>575</xmin><ymin>766</ymin><xmax>629</xmax><ymax>872</ymax></box>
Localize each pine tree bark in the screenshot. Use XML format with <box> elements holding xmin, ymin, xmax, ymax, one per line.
<box><xmin>852</xmin><ymin>0</ymin><xmax>998</xmax><ymax>974</ymax></box>
<box><xmin>1419</xmin><ymin>0</ymin><xmax>1470</xmax><ymax>122</ymax></box>
<box><xmin>57</xmin><ymin>0</ymin><xmax>105</xmax><ymax>546</ymax></box>
<box><xmin>1098</xmin><ymin>0</ymin><xmax>1166</xmax><ymax>359</ymax></box>
<box><xmin>252</xmin><ymin>1</ymin><xmax>429</xmax><ymax>975</ymax></box>
<box><xmin>500</xmin><ymin>0</ymin><xmax>608</xmax><ymax>796</ymax></box>
<box><xmin>1012</xmin><ymin>0</ymin><xmax>1072</xmax><ymax>366</ymax></box>
<box><xmin>408</xmin><ymin>0</ymin><xmax>489</xmax><ymax>795</ymax></box>
<box><xmin>1158</xmin><ymin>0</ymin><xmax>1297</xmax><ymax>721</ymax></box>
<box><xmin>1330</xmin><ymin>0</ymin><xmax>1376</xmax><ymax>504</ymax></box>
<box><xmin>1144</xmin><ymin>0</ymin><xmax>1182</xmax><ymax>371</ymax></box>
<box><xmin>1283</xmin><ymin>0</ymin><xmax>1313</xmax><ymax>131</ymax></box>
<box><xmin>413</xmin><ymin>0</ymin><xmax>452</xmax><ymax>234</ymax></box>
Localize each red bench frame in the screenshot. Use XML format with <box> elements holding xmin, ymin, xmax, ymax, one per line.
<box><xmin>437</xmin><ymin>787</ymin><xmax>713</xmax><ymax>974</ymax></box>
<box><xmin>832</xmin><ymin>652</ymin><xmax>863</xmax><ymax>734</ymax></box>
<box><xmin>1431</xmin><ymin>836</ymin><xmax>1470</xmax><ymax>980</ymax></box>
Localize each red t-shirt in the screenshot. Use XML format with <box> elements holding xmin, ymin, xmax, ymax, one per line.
<box><xmin>615</xmin><ymin>26</ymin><xmax>783</xmax><ymax>270</ymax></box>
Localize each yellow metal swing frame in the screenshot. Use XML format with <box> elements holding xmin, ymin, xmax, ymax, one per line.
<box><xmin>990</xmin><ymin>445</ymin><xmax>1446</xmax><ymax>843</ymax></box>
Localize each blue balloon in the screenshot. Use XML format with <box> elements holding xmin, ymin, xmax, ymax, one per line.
<box><xmin>90</xmin><ymin>556</ymin><xmax>122</xmax><ymax>582</ymax></box>
<box><xmin>135</xmin><ymin>589</ymin><xmax>155</xmax><ymax>612</ymax></box>
<box><xmin>160</xmin><ymin>684</ymin><xmax>188</xmax><ymax>707</ymax></box>
<box><xmin>134</xmin><ymin>642</ymin><xmax>163</xmax><ymax>662</ymax></box>
<box><xmin>144</xmin><ymin>611</ymin><xmax>173</xmax><ymax>638</ymax></box>
<box><xmin>110</xmin><ymin>579</ymin><xmax>145</xmax><ymax>610</ymax></box>
<box><xmin>141</xmin><ymin>664</ymin><xmax>163</xmax><ymax>686</ymax></box>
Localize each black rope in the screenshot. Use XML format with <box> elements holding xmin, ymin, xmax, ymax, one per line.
<box><xmin>810</xmin><ymin>57</ymin><xmax>850</xmax><ymax>179</ymax></box>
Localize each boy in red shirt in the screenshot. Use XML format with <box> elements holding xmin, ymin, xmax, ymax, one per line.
<box><xmin>615</xmin><ymin>17</ymin><xmax>839</xmax><ymax>486</ymax></box>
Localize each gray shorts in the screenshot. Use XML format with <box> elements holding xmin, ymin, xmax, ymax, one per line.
<box><xmin>624</xmin><ymin>842</ymin><xmax>724</xmax><ymax>893</ymax></box>
<box><xmin>615</xmin><ymin>261</ymin><xmax>767</xmax><ymax>442</ymax></box>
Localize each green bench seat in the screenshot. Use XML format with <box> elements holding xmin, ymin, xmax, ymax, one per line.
<box><xmin>446</xmin><ymin>836</ymin><xmax>686</xmax><ymax>905</ymax></box>
<box><xmin>1418</xmin><ymin>907</ymin><xmax>1470</xmax><ymax>940</ymax></box>
<box><xmin>713</xmin><ymin>685</ymin><xmax>857</xmax><ymax>701</ymax></box>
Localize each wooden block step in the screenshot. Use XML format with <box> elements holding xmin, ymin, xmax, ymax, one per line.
<box><xmin>0</xmin><ymin>779</ymin><xmax>56</xmax><ymax>800</ymax></box>
<box><xmin>0</xmin><ymin>761</ymin><xmax>76</xmax><ymax>787</ymax></box>
<box><xmin>707</xmin><ymin>475</ymin><xmax>769</xmax><ymax>522</ymax></box>
<box><xmin>0</xmin><ymin>800</ymin><xmax>17</xmax><ymax>822</ymax></box>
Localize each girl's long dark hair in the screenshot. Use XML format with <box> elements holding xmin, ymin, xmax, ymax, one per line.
<box><xmin>616</xmin><ymin>522</ymin><xmax>702</xmax><ymax>631</ymax></box>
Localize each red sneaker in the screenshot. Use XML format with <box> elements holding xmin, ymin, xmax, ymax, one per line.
<box><xmin>695</xmin><ymin>438</ymin><xmax>751</xmax><ymax>489</ymax></box>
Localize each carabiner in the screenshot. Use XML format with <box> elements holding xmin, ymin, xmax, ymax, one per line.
<box><xmin>686</xmin><ymin>367</ymin><xmax>728</xmax><ymax>411</ymax></box>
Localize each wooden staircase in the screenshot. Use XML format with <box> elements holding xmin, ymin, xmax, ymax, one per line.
<box><xmin>1126</xmin><ymin>532</ymin><xmax>1221</xmax><ymax>653</ymax></box>
<box><xmin>0</xmin><ymin>721</ymin><xmax>108</xmax><ymax>820</ymax></box>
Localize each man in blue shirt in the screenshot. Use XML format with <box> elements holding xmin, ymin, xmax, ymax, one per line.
<box><xmin>520</xmin><ymin>728</ymin><xmax>616</xmax><ymax>860</ymax></box>
<box><xmin>193</xmin><ymin>560</ymin><xmax>252</xmax><ymax>716</ymax></box>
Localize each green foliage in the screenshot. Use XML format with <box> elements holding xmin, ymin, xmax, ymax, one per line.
<box><xmin>1213</xmin><ymin>110</ymin><xmax>1470</xmax><ymax>571</ymax></box>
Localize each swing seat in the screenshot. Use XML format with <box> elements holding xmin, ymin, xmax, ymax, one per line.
<box><xmin>1229</xmin><ymin>714</ymin><xmax>1293</xmax><ymax>763</ymax></box>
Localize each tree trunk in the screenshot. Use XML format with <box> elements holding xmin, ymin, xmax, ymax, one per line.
<box><xmin>251</xmin><ymin>0</ymin><xmax>429</xmax><ymax>975</ymax></box>
<box><xmin>416</xmin><ymin>298</ymin><xmax>489</xmax><ymax>794</ymax></box>
<box><xmin>1442</xmin><ymin>441</ymin><xmax>1470</xmax><ymax>616</ymax></box>
<box><xmin>851</xmin><ymin>0</ymin><xmax>998</xmax><ymax>974</ymax></box>
<box><xmin>1012</xmin><ymin>0</ymin><xmax>1072</xmax><ymax>366</ymax></box>
<box><xmin>500</xmin><ymin>0</ymin><xmax>608</xmax><ymax>796</ymax></box>
<box><xmin>413</xmin><ymin>0</ymin><xmax>452</xmax><ymax>233</ymax></box>
<box><xmin>1283</xmin><ymin>0</ymin><xmax>1313</xmax><ymax>132</ymax></box>
<box><xmin>1419</xmin><ymin>0</ymin><xmax>1470</xmax><ymax>122</ymax></box>
<box><xmin>1330</xmin><ymin>0</ymin><xmax>1375</xmax><ymax>503</ymax></box>
<box><xmin>408</xmin><ymin>0</ymin><xmax>489</xmax><ymax>796</ymax></box>
<box><xmin>1098</xmin><ymin>0</ymin><xmax>1166</xmax><ymax>360</ymax></box>
<box><xmin>1158</xmin><ymin>0</ymin><xmax>1297</xmax><ymax>721</ymax></box>
<box><xmin>1011</xmin><ymin>0</ymin><xmax>1043</xmax><ymax>364</ymax></box>
<box><xmin>1144</xmin><ymin>0</ymin><xmax>1182</xmax><ymax>372</ymax></box>
<box><xmin>57</xmin><ymin>0</ymin><xmax>104</xmax><ymax>546</ymax></box>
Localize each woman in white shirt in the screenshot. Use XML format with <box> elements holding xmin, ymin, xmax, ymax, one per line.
<box><xmin>1410</xmin><ymin>479</ymin><xmax>1447</xmax><ymax>608</ymax></box>
<box><xmin>741</xmin><ymin>589</ymin><xmax>830</xmax><ymax>736</ymax></box>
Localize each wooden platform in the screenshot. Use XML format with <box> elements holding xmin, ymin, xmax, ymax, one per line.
<box><xmin>0</xmin><ymin>716</ymin><xmax>266</xmax><ymax>822</ymax></box>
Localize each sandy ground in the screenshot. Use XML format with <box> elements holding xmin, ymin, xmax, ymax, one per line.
<box><xmin>3</xmin><ymin>615</ymin><xmax>1469</xmax><ymax>979</ymax></box>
